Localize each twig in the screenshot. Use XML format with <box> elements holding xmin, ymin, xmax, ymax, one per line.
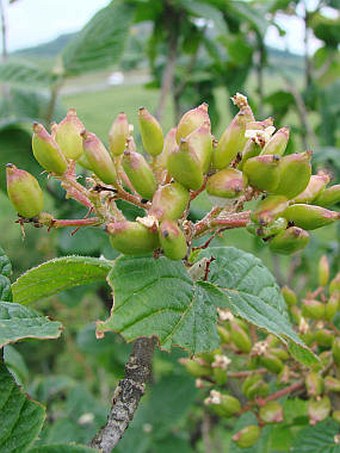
<box><xmin>90</xmin><ymin>337</ymin><xmax>156</xmax><ymax>452</ymax></box>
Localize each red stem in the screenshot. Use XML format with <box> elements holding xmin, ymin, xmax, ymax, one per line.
<box><xmin>50</xmin><ymin>217</ymin><xmax>101</xmax><ymax>228</ymax></box>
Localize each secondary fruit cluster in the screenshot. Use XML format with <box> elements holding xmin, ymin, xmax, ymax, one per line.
<box><xmin>6</xmin><ymin>93</ymin><xmax>340</xmax><ymax>258</ymax></box>
<box><xmin>181</xmin><ymin>255</ymin><xmax>340</xmax><ymax>448</ymax></box>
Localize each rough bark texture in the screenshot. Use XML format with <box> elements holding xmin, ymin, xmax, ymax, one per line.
<box><xmin>90</xmin><ymin>337</ymin><xmax>156</xmax><ymax>452</ymax></box>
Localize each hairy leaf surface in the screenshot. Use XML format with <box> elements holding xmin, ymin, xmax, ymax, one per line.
<box><xmin>12</xmin><ymin>256</ymin><xmax>112</xmax><ymax>305</ymax></box>
<box><xmin>0</xmin><ymin>362</ymin><xmax>45</xmax><ymax>453</ymax></box>
<box><xmin>0</xmin><ymin>302</ymin><xmax>62</xmax><ymax>348</ymax></box>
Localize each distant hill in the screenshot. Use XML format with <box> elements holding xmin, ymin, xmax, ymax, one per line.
<box><xmin>12</xmin><ymin>31</ymin><xmax>303</xmax><ymax>73</ymax></box>
<box><xmin>13</xmin><ymin>33</ymin><xmax>76</xmax><ymax>59</ymax></box>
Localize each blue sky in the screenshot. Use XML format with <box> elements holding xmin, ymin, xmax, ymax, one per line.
<box><xmin>2</xmin><ymin>0</ymin><xmax>324</xmax><ymax>55</ymax></box>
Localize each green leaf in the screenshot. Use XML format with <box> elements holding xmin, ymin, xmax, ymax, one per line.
<box><xmin>179</xmin><ymin>0</ymin><xmax>228</xmax><ymax>36</ymax></box>
<box><xmin>97</xmin><ymin>247</ymin><xmax>317</xmax><ymax>364</ymax></box>
<box><xmin>96</xmin><ymin>255</ymin><xmax>220</xmax><ymax>353</ymax></box>
<box><xmin>291</xmin><ymin>419</ymin><xmax>340</xmax><ymax>452</ymax></box>
<box><xmin>29</xmin><ymin>445</ymin><xmax>98</xmax><ymax>453</ymax></box>
<box><xmin>198</xmin><ymin>247</ymin><xmax>317</xmax><ymax>365</ymax></box>
<box><xmin>0</xmin><ymin>362</ymin><xmax>45</xmax><ymax>453</ymax></box>
<box><xmin>0</xmin><ymin>245</ymin><xmax>12</xmax><ymax>302</ymax></box>
<box><xmin>62</xmin><ymin>0</ymin><xmax>134</xmax><ymax>76</ymax></box>
<box><xmin>0</xmin><ymin>246</ymin><xmax>12</xmax><ymax>277</ymax></box>
<box><xmin>0</xmin><ymin>302</ymin><xmax>62</xmax><ymax>348</ymax></box>
<box><xmin>12</xmin><ymin>256</ymin><xmax>112</xmax><ymax>305</ymax></box>
<box><xmin>0</xmin><ymin>60</ymin><xmax>58</xmax><ymax>89</ymax></box>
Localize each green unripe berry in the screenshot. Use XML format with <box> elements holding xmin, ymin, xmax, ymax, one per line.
<box><xmin>167</xmin><ymin>139</ymin><xmax>204</xmax><ymax>190</ymax></box>
<box><xmin>294</xmin><ymin>173</ymin><xmax>330</xmax><ymax>204</ymax></box>
<box><xmin>230</xmin><ymin>321</ymin><xmax>252</xmax><ymax>353</ymax></box>
<box><xmin>159</xmin><ymin>220</ymin><xmax>187</xmax><ymax>260</ymax></box>
<box><xmin>107</xmin><ymin>220</ymin><xmax>159</xmax><ymax>255</ymax></box>
<box><xmin>305</xmin><ymin>372</ymin><xmax>324</xmax><ymax>397</ymax></box>
<box><xmin>138</xmin><ymin>107</ymin><xmax>164</xmax><ymax>157</ymax></box>
<box><xmin>282</xmin><ymin>204</ymin><xmax>340</xmax><ymax>230</ymax></box>
<box><xmin>314</xmin><ymin>184</ymin><xmax>340</xmax><ymax>208</ymax></box>
<box><xmin>272</xmin><ymin>152</ymin><xmax>312</xmax><ymax>199</ymax></box>
<box><xmin>243</xmin><ymin>154</ymin><xmax>281</xmax><ymax>192</ymax></box>
<box><xmin>259</xmin><ymin>401</ymin><xmax>284</xmax><ymax>424</ymax></box>
<box><xmin>232</xmin><ymin>425</ymin><xmax>260</xmax><ymax>448</ymax></box>
<box><xmin>54</xmin><ymin>108</ymin><xmax>84</xmax><ymax>160</ymax></box>
<box><xmin>207</xmin><ymin>168</ymin><xmax>246</xmax><ymax>199</ymax></box>
<box><xmin>81</xmin><ymin>130</ymin><xmax>117</xmax><ymax>185</ymax></box>
<box><xmin>261</xmin><ymin>127</ymin><xmax>289</xmax><ymax>156</ymax></box>
<box><xmin>308</xmin><ymin>396</ymin><xmax>331</xmax><ymax>425</ymax></box>
<box><xmin>32</xmin><ymin>122</ymin><xmax>68</xmax><ymax>175</ymax></box>
<box><xmin>251</xmin><ymin>195</ymin><xmax>289</xmax><ymax>226</ymax></box>
<box><xmin>302</xmin><ymin>299</ymin><xmax>325</xmax><ymax>320</ymax></box>
<box><xmin>109</xmin><ymin>112</ymin><xmax>130</xmax><ymax>157</ymax></box>
<box><xmin>122</xmin><ymin>148</ymin><xmax>157</xmax><ymax>200</ymax></box>
<box><xmin>6</xmin><ymin>164</ymin><xmax>43</xmax><ymax>218</ymax></box>
<box><xmin>176</xmin><ymin>102</ymin><xmax>210</xmax><ymax>143</ymax></box>
<box><xmin>269</xmin><ymin>226</ymin><xmax>310</xmax><ymax>255</ymax></box>
<box><xmin>150</xmin><ymin>182</ymin><xmax>189</xmax><ymax>221</ymax></box>
<box><xmin>186</xmin><ymin>121</ymin><xmax>213</xmax><ymax>173</ymax></box>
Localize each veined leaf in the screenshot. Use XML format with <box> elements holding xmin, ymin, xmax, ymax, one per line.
<box><xmin>0</xmin><ymin>301</ymin><xmax>62</xmax><ymax>348</ymax></box>
<box><xmin>0</xmin><ymin>60</ymin><xmax>58</xmax><ymax>88</ymax></box>
<box><xmin>97</xmin><ymin>255</ymin><xmax>220</xmax><ymax>353</ymax></box>
<box><xmin>62</xmin><ymin>0</ymin><xmax>134</xmax><ymax>76</ymax></box>
<box><xmin>0</xmin><ymin>245</ymin><xmax>12</xmax><ymax>302</ymax></box>
<box><xmin>12</xmin><ymin>256</ymin><xmax>112</xmax><ymax>305</ymax></box>
<box><xmin>291</xmin><ymin>419</ymin><xmax>340</xmax><ymax>452</ymax></box>
<box><xmin>0</xmin><ymin>362</ymin><xmax>45</xmax><ymax>453</ymax></box>
<box><xmin>96</xmin><ymin>248</ymin><xmax>317</xmax><ymax>364</ymax></box>
<box><xmin>198</xmin><ymin>247</ymin><xmax>317</xmax><ymax>365</ymax></box>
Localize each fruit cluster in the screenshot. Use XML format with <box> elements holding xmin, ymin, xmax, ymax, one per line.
<box><xmin>180</xmin><ymin>256</ymin><xmax>340</xmax><ymax>448</ymax></box>
<box><xmin>6</xmin><ymin>93</ymin><xmax>340</xmax><ymax>258</ymax></box>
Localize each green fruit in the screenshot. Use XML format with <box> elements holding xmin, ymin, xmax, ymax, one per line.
<box><xmin>302</xmin><ymin>299</ymin><xmax>325</xmax><ymax>320</ymax></box>
<box><xmin>314</xmin><ymin>184</ymin><xmax>340</xmax><ymax>207</ymax></box>
<box><xmin>324</xmin><ymin>376</ymin><xmax>340</xmax><ymax>393</ymax></box>
<box><xmin>251</xmin><ymin>195</ymin><xmax>289</xmax><ymax>225</ymax></box>
<box><xmin>32</xmin><ymin>122</ymin><xmax>67</xmax><ymax>175</ymax></box>
<box><xmin>269</xmin><ymin>226</ymin><xmax>310</xmax><ymax>255</ymax></box>
<box><xmin>108</xmin><ymin>112</ymin><xmax>130</xmax><ymax>157</ymax></box>
<box><xmin>54</xmin><ymin>108</ymin><xmax>84</xmax><ymax>160</ymax></box>
<box><xmin>294</xmin><ymin>173</ymin><xmax>330</xmax><ymax>204</ymax></box>
<box><xmin>305</xmin><ymin>372</ymin><xmax>324</xmax><ymax>397</ymax></box>
<box><xmin>272</xmin><ymin>152</ymin><xmax>312</xmax><ymax>199</ymax></box>
<box><xmin>282</xmin><ymin>204</ymin><xmax>340</xmax><ymax>230</ymax></box>
<box><xmin>159</xmin><ymin>220</ymin><xmax>187</xmax><ymax>260</ymax></box>
<box><xmin>261</xmin><ymin>127</ymin><xmax>289</xmax><ymax>156</ymax></box>
<box><xmin>281</xmin><ymin>286</ymin><xmax>297</xmax><ymax>306</ymax></box>
<box><xmin>107</xmin><ymin>220</ymin><xmax>159</xmax><ymax>255</ymax></box>
<box><xmin>232</xmin><ymin>425</ymin><xmax>260</xmax><ymax>448</ymax></box>
<box><xmin>122</xmin><ymin>149</ymin><xmax>157</xmax><ymax>200</ymax></box>
<box><xmin>207</xmin><ymin>168</ymin><xmax>246</xmax><ymax>199</ymax></box>
<box><xmin>246</xmin><ymin>217</ymin><xmax>287</xmax><ymax>238</ymax></box>
<box><xmin>260</xmin><ymin>353</ymin><xmax>284</xmax><ymax>374</ymax></box>
<box><xmin>238</xmin><ymin>139</ymin><xmax>262</xmax><ymax>170</ymax></box>
<box><xmin>308</xmin><ymin>396</ymin><xmax>331</xmax><ymax>425</ymax></box>
<box><xmin>6</xmin><ymin>164</ymin><xmax>43</xmax><ymax>218</ymax></box>
<box><xmin>186</xmin><ymin>121</ymin><xmax>213</xmax><ymax>172</ymax></box>
<box><xmin>213</xmin><ymin>106</ymin><xmax>254</xmax><ymax>169</ymax></box>
<box><xmin>259</xmin><ymin>401</ymin><xmax>284</xmax><ymax>423</ymax></box>
<box><xmin>230</xmin><ymin>321</ymin><xmax>252</xmax><ymax>353</ymax></box>
<box><xmin>150</xmin><ymin>182</ymin><xmax>189</xmax><ymax>221</ymax></box>
<box><xmin>82</xmin><ymin>130</ymin><xmax>117</xmax><ymax>185</ymax></box>
<box><xmin>206</xmin><ymin>391</ymin><xmax>241</xmax><ymax>418</ymax></box>
<box><xmin>138</xmin><ymin>107</ymin><xmax>164</xmax><ymax>157</ymax></box>
<box><xmin>318</xmin><ymin>255</ymin><xmax>330</xmax><ymax>287</ymax></box>
<box><xmin>243</xmin><ymin>154</ymin><xmax>281</xmax><ymax>192</ymax></box>
<box><xmin>176</xmin><ymin>102</ymin><xmax>210</xmax><ymax>143</ymax></box>
<box><xmin>332</xmin><ymin>337</ymin><xmax>340</xmax><ymax>365</ymax></box>
<box><xmin>325</xmin><ymin>292</ymin><xmax>339</xmax><ymax>320</ymax></box>
<box><xmin>167</xmin><ymin>139</ymin><xmax>204</xmax><ymax>190</ymax></box>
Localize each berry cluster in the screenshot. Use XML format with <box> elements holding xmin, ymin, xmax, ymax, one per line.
<box><xmin>181</xmin><ymin>256</ymin><xmax>340</xmax><ymax>448</ymax></box>
<box><xmin>6</xmin><ymin>93</ymin><xmax>340</xmax><ymax>258</ymax></box>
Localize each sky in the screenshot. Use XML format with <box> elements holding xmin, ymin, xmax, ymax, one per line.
<box><xmin>1</xmin><ymin>0</ymin><xmax>326</xmax><ymax>56</ymax></box>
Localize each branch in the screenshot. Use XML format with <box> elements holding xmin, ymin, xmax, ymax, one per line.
<box><xmin>90</xmin><ymin>337</ymin><xmax>156</xmax><ymax>452</ymax></box>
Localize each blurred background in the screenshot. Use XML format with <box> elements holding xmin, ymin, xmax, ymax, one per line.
<box><xmin>0</xmin><ymin>0</ymin><xmax>339</xmax><ymax>451</ymax></box>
